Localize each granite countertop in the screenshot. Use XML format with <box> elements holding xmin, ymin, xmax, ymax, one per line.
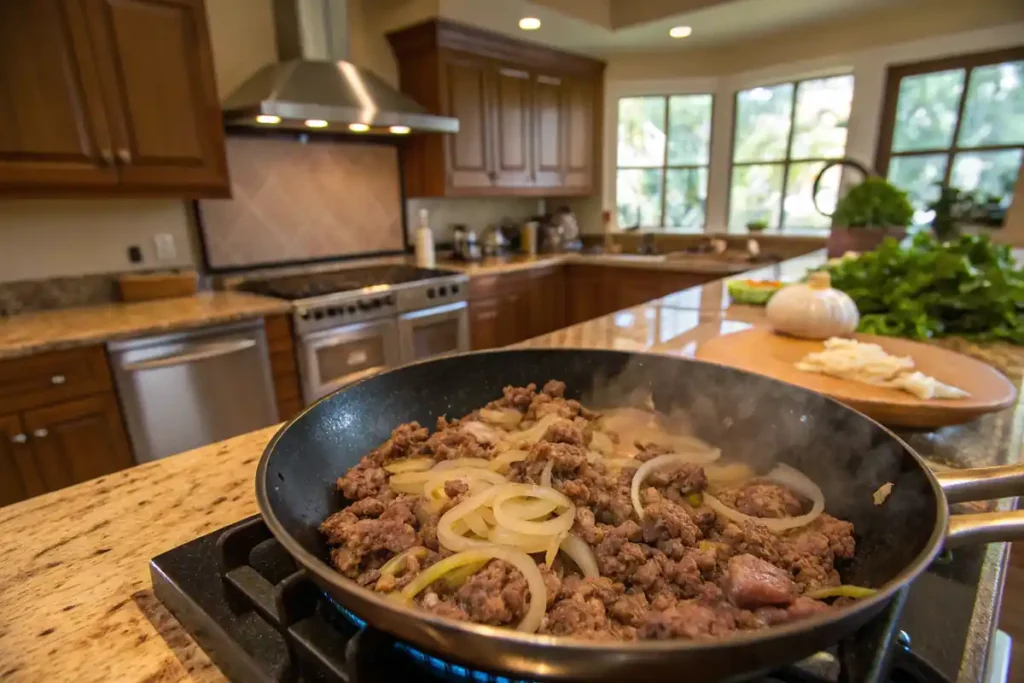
<box><xmin>438</xmin><ymin>251</ymin><xmax>763</xmax><ymax>277</ymax></box>
<box><xmin>0</xmin><ymin>251</ymin><xmax>1021</xmax><ymax>682</ymax></box>
<box><xmin>0</xmin><ymin>291</ymin><xmax>292</xmax><ymax>360</ymax></box>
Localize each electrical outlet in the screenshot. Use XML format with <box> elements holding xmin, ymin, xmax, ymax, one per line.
<box><xmin>154</xmin><ymin>233</ymin><xmax>177</xmax><ymax>261</ymax></box>
<box><xmin>127</xmin><ymin>245</ymin><xmax>143</xmax><ymax>263</ymax></box>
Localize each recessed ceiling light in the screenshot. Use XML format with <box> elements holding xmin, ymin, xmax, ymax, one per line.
<box><xmin>304</xmin><ymin>119</ymin><xmax>329</xmax><ymax>128</ymax></box>
<box><xmin>349</xmin><ymin>123</ymin><xmax>370</xmax><ymax>132</ymax></box>
<box><xmin>669</xmin><ymin>25</ymin><xmax>693</xmax><ymax>38</ymax></box>
<box><xmin>519</xmin><ymin>17</ymin><xmax>541</xmax><ymax>30</ymax></box>
<box><xmin>389</xmin><ymin>125</ymin><xmax>411</xmax><ymax>135</ymax></box>
<box><xmin>255</xmin><ymin>115</ymin><xmax>281</xmax><ymax>125</ymax></box>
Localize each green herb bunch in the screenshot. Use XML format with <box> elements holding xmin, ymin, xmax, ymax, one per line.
<box><xmin>824</xmin><ymin>233</ymin><xmax>1024</xmax><ymax>343</ymax></box>
<box><xmin>832</xmin><ymin>177</ymin><xmax>914</xmax><ymax>229</ymax></box>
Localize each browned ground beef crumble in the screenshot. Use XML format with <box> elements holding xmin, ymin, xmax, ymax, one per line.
<box><xmin>320</xmin><ymin>381</ymin><xmax>855</xmax><ymax>641</ymax></box>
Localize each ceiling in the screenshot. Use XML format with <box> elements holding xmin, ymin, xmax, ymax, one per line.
<box><xmin>436</xmin><ymin>0</ymin><xmax>917</xmax><ymax>55</ymax></box>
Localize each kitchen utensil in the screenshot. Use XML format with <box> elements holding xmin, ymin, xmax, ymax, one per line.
<box><xmin>695</xmin><ymin>327</ymin><xmax>1016</xmax><ymax>428</ymax></box>
<box><xmin>256</xmin><ymin>349</ymin><xmax>1024</xmax><ymax>682</ymax></box>
<box><xmin>522</xmin><ymin>221</ymin><xmax>539</xmax><ymax>255</ymax></box>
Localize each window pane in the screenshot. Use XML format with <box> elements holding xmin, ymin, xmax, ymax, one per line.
<box><xmin>665</xmin><ymin>168</ymin><xmax>708</xmax><ymax>229</ymax></box>
<box><xmin>729</xmin><ymin>164</ymin><xmax>784</xmax><ymax>231</ymax></box>
<box><xmin>891</xmin><ymin>69</ymin><xmax>965</xmax><ymax>152</ymax></box>
<box><xmin>733</xmin><ymin>83</ymin><xmax>794</xmax><ymax>163</ymax></box>
<box><xmin>958</xmin><ymin>61</ymin><xmax>1024</xmax><ymax>147</ymax></box>
<box><xmin>951</xmin><ymin>149</ymin><xmax>1023</xmax><ymax>199</ymax></box>
<box><xmin>791</xmin><ymin>75</ymin><xmax>853</xmax><ymax>159</ymax></box>
<box><xmin>783</xmin><ymin>161</ymin><xmax>840</xmax><ymax>231</ymax></box>
<box><xmin>618</xmin><ymin>97</ymin><xmax>666</xmax><ymax>167</ymax></box>
<box><xmin>667</xmin><ymin>94</ymin><xmax>713</xmax><ymax>165</ymax></box>
<box><xmin>617</xmin><ymin>169</ymin><xmax>664</xmax><ymax>227</ymax></box>
<box><xmin>887</xmin><ymin>154</ymin><xmax>948</xmax><ymax>222</ymax></box>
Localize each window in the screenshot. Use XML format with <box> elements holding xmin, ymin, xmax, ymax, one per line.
<box><xmin>728</xmin><ymin>75</ymin><xmax>854</xmax><ymax>233</ymax></box>
<box><xmin>877</xmin><ymin>48</ymin><xmax>1023</xmax><ymax>224</ymax></box>
<box><xmin>616</xmin><ymin>94</ymin><xmax>713</xmax><ymax>230</ymax></box>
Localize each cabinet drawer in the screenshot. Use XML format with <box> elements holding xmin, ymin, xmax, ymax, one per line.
<box><xmin>0</xmin><ymin>345</ymin><xmax>113</xmax><ymax>413</ymax></box>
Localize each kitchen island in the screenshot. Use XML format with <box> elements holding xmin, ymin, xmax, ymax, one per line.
<box><xmin>0</xmin><ymin>251</ymin><xmax>1021</xmax><ymax>683</ymax></box>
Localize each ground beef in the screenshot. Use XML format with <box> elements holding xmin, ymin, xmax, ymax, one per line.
<box><xmin>321</xmin><ymin>382</ymin><xmax>858</xmax><ymax>643</ymax></box>
<box><xmin>716</xmin><ymin>483</ymin><xmax>805</xmax><ymax>519</ymax></box>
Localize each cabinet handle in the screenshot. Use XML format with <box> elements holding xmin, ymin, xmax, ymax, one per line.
<box><xmin>99</xmin><ymin>149</ymin><xmax>114</xmax><ymax>165</ymax></box>
<box><xmin>488</xmin><ymin>171</ymin><xmax>497</xmax><ymax>182</ymax></box>
<box><xmin>116</xmin><ymin>148</ymin><xmax>132</xmax><ymax>164</ymax></box>
<box><xmin>51</xmin><ymin>374</ymin><xmax>66</xmax><ymax>385</ymax></box>
<box><xmin>499</xmin><ymin>67</ymin><xmax>529</xmax><ymax>79</ymax></box>
<box><xmin>33</xmin><ymin>429</ymin><xmax>48</xmax><ymax>439</ymax></box>
<box><xmin>537</xmin><ymin>75</ymin><xmax>562</xmax><ymax>85</ymax></box>
<box><xmin>11</xmin><ymin>434</ymin><xmax>27</xmax><ymax>444</ymax></box>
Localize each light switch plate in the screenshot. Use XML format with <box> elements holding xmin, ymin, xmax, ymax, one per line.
<box><xmin>154</xmin><ymin>233</ymin><xmax>177</xmax><ymax>261</ymax></box>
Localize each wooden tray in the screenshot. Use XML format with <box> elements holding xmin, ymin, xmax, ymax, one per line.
<box><xmin>695</xmin><ymin>327</ymin><xmax>1017</xmax><ymax>428</ymax></box>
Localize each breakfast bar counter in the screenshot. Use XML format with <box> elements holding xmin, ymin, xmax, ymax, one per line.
<box><xmin>0</xmin><ymin>251</ymin><xmax>1021</xmax><ymax>683</ymax></box>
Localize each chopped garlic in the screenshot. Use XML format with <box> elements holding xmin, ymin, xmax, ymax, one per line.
<box><xmin>795</xmin><ymin>337</ymin><xmax>969</xmax><ymax>401</ymax></box>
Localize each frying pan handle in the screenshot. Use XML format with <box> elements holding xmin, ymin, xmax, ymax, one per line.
<box><xmin>946</xmin><ymin>512</ymin><xmax>1024</xmax><ymax>548</ymax></box>
<box><xmin>933</xmin><ymin>463</ymin><xmax>1024</xmax><ymax>504</ymax></box>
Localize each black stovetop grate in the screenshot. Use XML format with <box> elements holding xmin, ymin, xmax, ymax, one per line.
<box><xmin>150</xmin><ymin>517</ymin><xmax>951</xmax><ymax>683</ymax></box>
<box><xmin>238</xmin><ymin>265</ymin><xmax>461</xmax><ymax>300</ymax></box>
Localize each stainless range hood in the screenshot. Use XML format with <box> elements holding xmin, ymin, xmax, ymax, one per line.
<box><xmin>222</xmin><ymin>0</ymin><xmax>458</xmax><ymax>134</ymax></box>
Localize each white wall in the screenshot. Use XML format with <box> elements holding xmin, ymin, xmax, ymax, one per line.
<box><xmin>600</xmin><ymin>23</ymin><xmax>1024</xmax><ymax>241</ymax></box>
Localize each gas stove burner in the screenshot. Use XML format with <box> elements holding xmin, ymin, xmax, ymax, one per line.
<box><xmin>149</xmin><ymin>517</ymin><xmax>968</xmax><ymax>683</ymax></box>
<box><xmin>239</xmin><ymin>265</ymin><xmax>465</xmax><ymax>302</ymax></box>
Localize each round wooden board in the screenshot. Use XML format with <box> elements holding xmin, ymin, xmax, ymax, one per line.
<box><xmin>694</xmin><ymin>327</ymin><xmax>1017</xmax><ymax>428</ymax></box>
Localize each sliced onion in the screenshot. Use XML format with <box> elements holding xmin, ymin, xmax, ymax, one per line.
<box><xmin>491</xmin><ymin>484</ymin><xmax>575</xmax><ymax>536</ymax></box>
<box><xmin>703</xmin><ymin>463</ymin><xmax>825</xmax><ymax>532</ymax></box>
<box><xmin>806</xmin><ymin>584</ymin><xmax>877</xmax><ymax>600</ymax></box>
<box><xmin>704</xmin><ymin>462</ymin><xmax>756</xmax><ymax>488</ymax></box>
<box><xmin>560</xmin><ymin>533</ymin><xmax>599</xmax><ymax>578</ymax></box>
<box><xmin>379</xmin><ymin>546</ymin><xmax>428</xmax><ymax>578</ymax></box>
<box><xmin>461</xmin><ymin>420</ymin><xmax>502</xmax><ymax>445</ymax></box>
<box><xmin>489</xmin><ymin>449</ymin><xmax>529</xmax><ymax>473</ymax></box>
<box><xmin>400</xmin><ymin>546</ymin><xmax>547</xmax><ymax>633</ymax></box>
<box><xmin>437</xmin><ymin>487</ymin><xmax>500</xmax><ymax>552</ymax></box>
<box><xmin>383</xmin><ymin>458</ymin><xmax>434</xmax><ymax>474</ymax></box>
<box><xmin>389</xmin><ymin>470</ymin><xmax>435</xmax><ymax>494</ymax></box>
<box><xmin>479</xmin><ymin>508</ymin><xmax>497</xmax><ymax>526</ymax></box>
<box><xmin>545</xmin><ymin>531</ymin><xmax>566</xmax><ymax>567</ymax></box>
<box><xmin>589</xmin><ymin>431</ymin><xmax>614</xmax><ymax>455</ymax></box>
<box><xmin>540</xmin><ymin>460</ymin><xmax>555</xmax><ymax>488</ymax></box>
<box><xmin>463</xmin><ymin>509</ymin><xmax>489</xmax><ymax>537</ymax></box>
<box><xmin>479</xmin><ymin>408</ymin><xmax>524</xmax><ymax>429</ymax></box>
<box><xmin>603</xmin><ymin>457</ymin><xmax>642</xmax><ymax>470</ymax></box>
<box><xmin>630</xmin><ymin>452</ymin><xmax>722</xmax><ymax>519</ymax></box>
<box><xmin>443</xmin><ymin>559</ymin><xmax>489</xmax><ymax>589</ymax></box>
<box><xmin>502</xmin><ymin>497</ymin><xmax>559</xmax><ymax>521</ymax></box>
<box><xmin>507</xmin><ymin>414</ymin><xmax>561</xmax><ymax>447</ymax></box>
<box><xmin>422</xmin><ymin>468</ymin><xmax>507</xmax><ymax>499</ymax></box>
<box><xmin>432</xmin><ymin>458</ymin><xmax>492</xmax><ymax>471</ymax></box>
<box><xmin>488</xmin><ymin>525</ymin><xmax>554</xmax><ymax>553</ymax></box>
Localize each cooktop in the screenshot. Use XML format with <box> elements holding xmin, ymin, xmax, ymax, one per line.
<box><xmin>239</xmin><ymin>266</ymin><xmax>463</xmax><ymax>301</ymax></box>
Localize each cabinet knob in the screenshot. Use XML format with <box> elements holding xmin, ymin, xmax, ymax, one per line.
<box><xmin>50</xmin><ymin>374</ymin><xmax>66</xmax><ymax>385</ymax></box>
<box><xmin>11</xmin><ymin>433</ymin><xmax>27</xmax><ymax>444</ymax></box>
<box><xmin>488</xmin><ymin>171</ymin><xmax>497</xmax><ymax>182</ymax></box>
<box><xmin>33</xmin><ymin>428</ymin><xmax>48</xmax><ymax>439</ymax></box>
<box><xmin>99</xmin><ymin>149</ymin><xmax>114</xmax><ymax>165</ymax></box>
<box><xmin>116</xmin><ymin>148</ymin><xmax>132</xmax><ymax>164</ymax></box>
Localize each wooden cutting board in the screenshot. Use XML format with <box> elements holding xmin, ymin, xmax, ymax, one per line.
<box><xmin>695</xmin><ymin>327</ymin><xmax>1017</xmax><ymax>428</ymax></box>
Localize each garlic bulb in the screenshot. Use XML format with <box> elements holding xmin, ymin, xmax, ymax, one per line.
<box><xmin>766</xmin><ymin>272</ymin><xmax>859</xmax><ymax>340</ymax></box>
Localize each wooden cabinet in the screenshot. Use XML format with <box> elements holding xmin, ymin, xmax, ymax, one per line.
<box><xmin>0</xmin><ymin>346</ymin><xmax>133</xmax><ymax>507</ymax></box>
<box><xmin>0</xmin><ymin>0</ymin><xmax>228</xmax><ymax>198</ymax></box>
<box><xmin>469</xmin><ymin>266</ymin><xmax>566</xmax><ymax>349</ymax></box>
<box><xmin>565</xmin><ymin>266</ymin><xmax>717</xmax><ymax>325</ymax></box>
<box><xmin>22</xmin><ymin>395</ymin><xmax>134</xmax><ymax>495</ymax></box>
<box><xmin>265</xmin><ymin>314</ymin><xmax>303</xmax><ymax>421</ymax></box>
<box><xmin>388</xmin><ymin>19</ymin><xmax>603</xmax><ymax>198</ymax></box>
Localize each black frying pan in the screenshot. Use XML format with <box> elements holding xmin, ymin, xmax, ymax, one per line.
<box><xmin>256</xmin><ymin>349</ymin><xmax>1024</xmax><ymax>682</ymax></box>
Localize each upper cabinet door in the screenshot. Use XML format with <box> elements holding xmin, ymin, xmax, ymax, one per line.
<box><xmin>533</xmin><ymin>74</ymin><xmax>564</xmax><ymax>188</ymax></box>
<box><xmin>443</xmin><ymin>56</ymin><xmax>493</xmax><ymax>190</ymax></box>
<box><xmin>0</xmin><ymin>0</ymin><xmax>118</xmax><ymax>192</ymax></box>
<box><xmin>492</xmin><ymin>67</ymin><xmax>532</xmax><ymax>188</ymax></box>
<box><xmin>86</xmin><ymin>0</ymin><xmax>229</xmax><ymax>195</ymax></box>
<box><xmin>563</xmin><ymin>79</ymin><xmax>596</xmax><ymax>191</ymax></box>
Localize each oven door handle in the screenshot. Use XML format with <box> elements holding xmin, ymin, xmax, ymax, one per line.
<box><xmin>399</xmin><ymin>301</ymin><xmax>467</xmax><ymax>321</ymax></box>
<box><xmin>121</xmin><ymin>339</ymin><xmax>256</xmax><ymax>372</ymax></box>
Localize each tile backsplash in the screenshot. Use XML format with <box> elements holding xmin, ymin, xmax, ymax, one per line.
<box><xmin>406</xmin><ymin>197</ymin><xmax>544</xmax><ymax>243</ymax></box>
<box><xmin>198</xmin><ymin>136</ymin><xmax>405</xmax><ymax>270</ymax></box>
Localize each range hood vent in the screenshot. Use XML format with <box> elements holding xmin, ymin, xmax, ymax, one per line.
<box><xmin>221</xmin><ymin>0</ymin><xmax>458</xmax><ymax>134</ymax></box>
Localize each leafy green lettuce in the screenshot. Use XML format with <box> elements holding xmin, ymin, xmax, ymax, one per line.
<box><xmin>823</xmin><ymin>233</ymin><xmax>1024</xmax><ymax>344</ymax></box>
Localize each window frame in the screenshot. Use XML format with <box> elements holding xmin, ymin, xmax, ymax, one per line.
<box><xmin>874</xmin><ymin>46</ymin><xmax>1024</xmax><ymax>192</ymax></box>
<box><xmin>614</xmin><ymin>92</ymin><xmax>716</xmax><ymax>231</ymax></box>
<box><xmin>726</xmin><ymin>73</ymin><xmax>855</xmax><ymax>234</ymax></box>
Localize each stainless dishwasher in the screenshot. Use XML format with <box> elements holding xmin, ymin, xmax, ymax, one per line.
<box><xmin>108</xmin><ymin>320</ymin><xmax>279</xmax><ymax>463</ymax></box>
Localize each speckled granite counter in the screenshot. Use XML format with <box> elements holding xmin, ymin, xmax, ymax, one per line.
<box><xmin>438</xmin><ymin>251</ymin><xmax>763</xmax><ymax>277</ymax></box>
<box><xmin>0</xmin><ymin>291</ymin><xmax>292</xmax><ymax>360</ymax></box>
<box><xmin>0</xmin><ymin>251</ymin><xmax>1020</xmax><ymax>682</ymax></box>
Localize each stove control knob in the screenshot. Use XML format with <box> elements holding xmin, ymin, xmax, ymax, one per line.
<box><xmin>372</xmin><ymin>299</ymin><xmax>382</xmax><ymax>309</ymax></box>
<box><xmin>385</xmin><ymin>294</ymin><xmax>395</xmax><ymax>306</ymax></box>
<box><xmin>358</xmin><ymin>301</ymin><xmax>370</xmax><ymax>311</ymax></box>
<box><xmin>439</xmin><ymin>286</ymin><xmax>448</xmax><ymax>297</ymax></box>
<box><xmin>298</xmin><ymin>309</ymin><xmax>310</xmax><ymax>320</ymax></box>
<box><xmin>327</xmin><ymin>307</ymin><xmax>339</xmax><ymax>317</ymax></box>
<box><xmin>451</xmin><ymin>283</ymin><xmax>460</xmax><ymax>294</ymax></box>
<box><xmin>347</xmin><ymin>305</ymin><xmax>357</xmax><ymax>314</ymax></box>
<box><xmin>427</xmin><ymin>288</ymin><xmax>436</xmax><ymax>299</ymax></box>
<box><xmin>313</xmin><ymin>309</ymin><xmax>324</xmax><ymax>320</ymax></box>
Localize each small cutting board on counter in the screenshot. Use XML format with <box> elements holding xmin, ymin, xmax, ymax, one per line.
<box><xmin>695</xmin><ymin>327</ymin><xmax>1016</xmax><ymax>428</ymax></box>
